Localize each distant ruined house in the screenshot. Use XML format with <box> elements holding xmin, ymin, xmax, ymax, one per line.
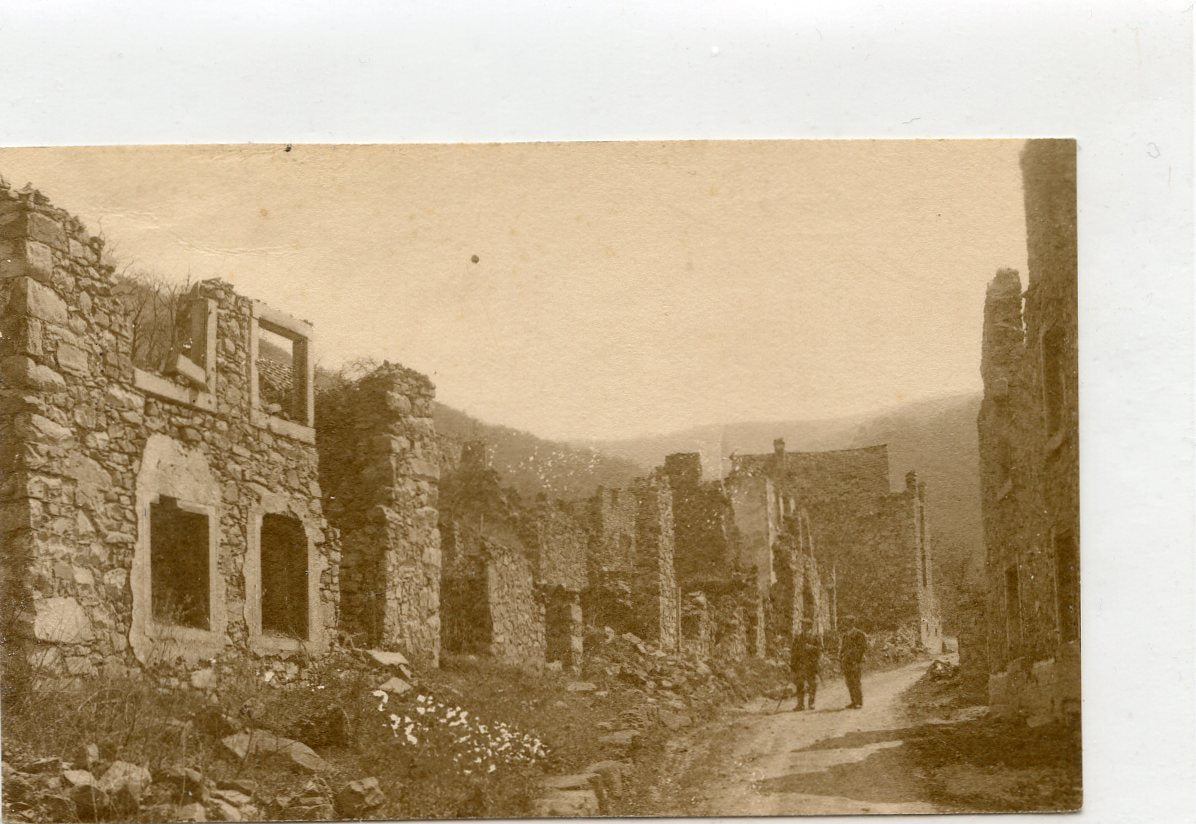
<box><xmin>975</xmin><ymin>139</ymin><xmax>1079</xmax><ymax>725</ymax></box>
<box><xmin>727</xmin><ymin>439</ymin><xmax>942</xmax><ymax>654</ymax></box>
<box><xmin>664</xmin><ymin>452</ymin><xmax>759</xmax><ymax>659</ymax></box>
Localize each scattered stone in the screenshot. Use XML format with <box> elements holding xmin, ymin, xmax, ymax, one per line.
<box><xmin>69</xmin><ymin>782</ymin><xmax>110</xmax><ymax>821</ymax></box>
<box><xmin>279</xmin><ymin>778</ymin><xmax>335</xmax><ymax>820</ymax></box>
<box><xmin>334</xmin><ymin>776</ymin><xmax>386</xmax><ymax>817</ymax></box>
<box><xmin>565</xmin><ymin>680</ymin><xmax>597</xmax><ymax>692</ymax></box>
<box><xmin>62</xmin><ymin>769</ymin><xmax>97</xmax><ymax>789</ymax></box>
<box><xmin>154</xmin><ymin>765</ymin><xmax>208</xmax><ymax>802</ymax></box>
<box><xmin>531</xmin><ymin>789</ymin><xmax>600</xmax><ymax>816</ymax></box>
<box><xmin>176</xmin><ymin>800</ymin><xmax>209</xmax><ymax>821</ymax></box>
<box><xmin>222</xmin><ymin>730</ymin><xmax>329</xmax><ymax>773</ymax></box>
<box><xmin>190</xmin><ymin>667</ymin><xmax>217</xmax><ymax>690</ymax></box>
<box><xmin>377</xmin><ymin>676</ymin><xmax>412</xmax><ymax>696</ymax></box>
<box><xmin>215</xmin><ymin>778</ymin><xmax>256</xmax><ymax>796</ymax></box>
<box><xmin>27</xmin><ymin>757</ymin><xmax>65</xmax><ymax>774</ymax></box>
<box><xmin>205</xmin><ymin>796</ymin><xmax>243</xmax><ymax>821</ymax></box>
<box><xmin>363</xmin><ymin>649</ymin><xmax>414</xmax><ymax>677</ymax></box>
<box><xmin>77</xmin><ymin>743</ymin><xmax>101</xmax><ymax>772</ymax></box>
<box><xmin>586</xmin><ymin>760</ymin><xmax>630</xmax><ymax>799</ymax></box>
<box><xmin>97</xmin><ymin>760</ymin><xmax>152</xmax><ymax>812</ymax></box>
<box><xmin>659</xmin><ymin>709</ymin><xmax>693</xmax><ymax>730</ymax></box>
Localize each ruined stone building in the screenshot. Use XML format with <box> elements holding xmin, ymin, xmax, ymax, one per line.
<box><xmin>725</xmin><ymin>461</ymin><xmax>831</xmax><ymax>657</ymax></box>
<box><xmin>663</xmin><ymin>453</ymin><xmax>759</xmax><ymax>659</ymax></box>
<box><xmin>315</xmin><ymin>362</ymin><xmax>442</xmax><ymax>666</ymax></box>
<box><xmin>727</xmin><ymin>438</ymin><xmax>942</xmax><ymax>653</ymax></box>
<box><xmin>976</xmin><ymin>139</ymin><xmax>1079</xmax><ymax>725</ymax></box>
<box><xmin>1</xmin><ymin>183</ymin><xmax>340</xmax><ymax>693</ymax></box>
<box><xmin>437</xmin><ymin>442</ymin><xmax>591</xmax><ymax>670</ymax></box>
<box><xmin>575</xmin><ymin>477</ymin><xmax>680</xmax><ymax>651</ymax></box>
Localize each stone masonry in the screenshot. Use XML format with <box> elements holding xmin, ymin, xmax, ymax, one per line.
<box><xmin>0</xmin><ymin>182</ymin><xmax>338</xmax><ymax>696</ymax></box>
<box><xmin>728</xmin><ymin>439</ymin><xmax>942</xmax><ymax>653</ymax></box>
<box><xmin>316</xmin><ymin>362</ymin><xmax>441</xmax><ymax>666</ymax></box>
<box><xmin>976</xmin><ymin>139</ymin><xmax>1079</xmax><ymax>725</ymax></box>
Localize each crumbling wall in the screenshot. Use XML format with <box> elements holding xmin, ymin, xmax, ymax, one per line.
<box><xmin>316</xmin><ymin>362</ymin><xmax>441</xmax><ymax>665</ymax></box>
<box><xmin>977</xmin><ymin>139</ymin><xmax>1079</xmax><ymax>724</ymax></box>
<box><xmin>679</xmin><ymin>592</ymin><xmax>711</xmax><ymax>658</ymax></box>
<box><xmin>665</xmin><ymin>453</ymin><xmax>740</xmax><ymax>591</ymax></box>
<box><xmin>578</xmin><ymin>486</ymin><xmax>637</xmax><ymax>634</ymax></box>
<box><xmin>731</xmin><ymin>441</ymin><xmax>940</xmax><ymax>650</ymax></box>
<box><xmin>632</xmin><ymin>472</ymin><xmax>680</xmax><ymax>650</ymax></box>
<box><xmin>520</xmin><ymin>501</ymin><xmax>587</xmax><ymax>669</ymax></box>
<box><xmin>0</xmin><ymin>183</ymin><xmax>338</xmax><ymax>694</ymax></box>
<box><xmin>438</xmin><ymin>442</ymin><xmax>547</xmax><ymax>668</ymax></box>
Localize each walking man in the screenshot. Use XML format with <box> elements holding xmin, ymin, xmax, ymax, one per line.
<box><xmin>839</xmin><ymin>614</ymin><xmax>868</xmax><ymax>709</ymax></box>
<box><xmin>789</xmin><ymin>618</ymin><xmax>821</xmax><ymax>711</ymax></box>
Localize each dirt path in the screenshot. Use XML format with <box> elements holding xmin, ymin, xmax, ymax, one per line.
<box><xmin>646</xmin><ymin>660</ymin><xmax>942</xmax><ymax>816</ymax></box>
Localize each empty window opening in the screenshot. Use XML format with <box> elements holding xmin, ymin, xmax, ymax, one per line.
<box><xmin>150</xmin><ymin>496</ymin><xmax>210</xmax><ymax>629</ymax></box>
<box><xmin>1042</xmin><ymin>326</ymin><xmax>1068</xmax><ymax>434</ymax></box>
<box><xmin>1054</xmin><ymin>530</ymin><xmax>1080</xmax><ymax>642</ymax></box>
<box><xmin>257</xmin><ymin>324</ymin><xmax>299</xmax><ymax>421</ymax></box>
<box><xmin>260</xmin><ymin>514</ymin><xmax>309</xmax><ymax>639</ymax></box>
<box><xmin>1004</xmin><ymin>565</ymin><xmax>1022</xmax><ymax>656</ymax></box>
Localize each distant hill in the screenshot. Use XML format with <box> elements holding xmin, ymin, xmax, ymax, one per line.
<box><xmin>580</xmin><ymin>392</ymin><xmax>985</xmax><ymax>628</ymax></box>
<box><xmin>433</xmin><ymin>403</ymin><xmax>644</xmax><ymax>503</ymax></box>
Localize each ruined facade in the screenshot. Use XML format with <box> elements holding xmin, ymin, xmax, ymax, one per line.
<box><xmin>976</xmin><ymin>139</ymin><xmax>1079</xmax><ymax>725</ymax></box>
<box><xmin>316</xmin><ymin>363</ymin><xmax>441</xmax><ymax>666</ymax></box>
<box><xmin>665</xmin><ymin>452</ymin><xmax>761</xmax><ymax>658</ymax></box>
<box><xmin>0</xmin><ymin>183</ymin><xmax>338</xmax><ymax>693</ymax></box>
<box><xmin>728</xmin><ymin>439</ymin><xmax>942</xmax><ymax>653</ymax></box>
<box><xmin>437</xmin><ymin>442</ymin><xmax>594</xmax><ymax>670</ymax></box>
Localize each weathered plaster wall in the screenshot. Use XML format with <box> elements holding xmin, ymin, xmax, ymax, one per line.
<box><xmin>316</xmin><ymin>362</ymin><xmax>441</xmax><ymax>665</ymax></box>
<box><xmin>0</xmin><ymin>183</ymin><xmax>337</xmax><ymax>694</ymax></box>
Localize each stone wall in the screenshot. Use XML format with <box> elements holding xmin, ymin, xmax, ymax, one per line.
<box><xmin>0</xmin><ymin>183</ymin><xmax>337</xmax><ymax>696</ymax></box>
<box><xmin>665</xmin><ymin>453</ymin><xmax>741</xmax><ymax>591</ymax></box>
<box><xmin>679</xmin><ymin>592</ymin><xmax>711</xmax><ymax>658</ymax></box>
<box><xmin>977</xmin><ymin>139</ymin><xmax>1079</xmax><ymax>724</ymax></box>
<box><xmin>728</xmin><ymin>441</ymin><xmax>942</xmax><ymax>652</ymax></box>
<box><xmin>316</xmin><ymin>363</ymin><xmax>441</xmax><ymax>665</ymax></box>
<box><xmin>438</xmin><ymin>442</ymin><xmax>548</xmax><ymax>668</ymax></box>
<box><xmin>632</xmin><ymin>472</ymin><xmax>680</xmax><ymax>650</ymax></box>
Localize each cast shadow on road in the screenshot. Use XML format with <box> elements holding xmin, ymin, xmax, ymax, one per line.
<box><xmin>753</xmin><ymin>741</ymin><xmax>924</xmax><ymax>805</ymax></box>
<box><xmin>755</xmin><ymin>716</ymin><xmax>1082</xmax><ymax>811</ymax></box>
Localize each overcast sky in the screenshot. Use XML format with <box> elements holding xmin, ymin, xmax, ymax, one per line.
<box><xmin>0</xmin><ymin>140</ymin><xmax>1027</xmax><ymax>441</ymax></box>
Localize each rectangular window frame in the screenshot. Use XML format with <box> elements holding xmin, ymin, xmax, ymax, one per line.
<box><xmin>249</xmin><ymin>300</ymin><xmax>315</xmax><ymax>442</ymax></box>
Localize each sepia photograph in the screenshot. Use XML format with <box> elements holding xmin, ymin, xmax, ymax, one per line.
<box><xmin>0</xmin><ymin>138</ymin><xmax>1080</xmax><ymax>820</ymax></box>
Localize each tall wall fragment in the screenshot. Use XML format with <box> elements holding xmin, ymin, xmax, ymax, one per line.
<box><xmin>316</xmin><ymin>362</ymin><xmax>441</xmax><ymax>665</ymax></box>
<box><xmin>977</xmin><ymin>139</ymin><xmax>1079</xmax><ymax>725</ymax></box>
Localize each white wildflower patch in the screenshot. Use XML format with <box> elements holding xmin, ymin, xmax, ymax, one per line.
<box><xmin>370</xmin><ymin>690</ymin><xmax>551</xmax><ymax>778</ymax></box>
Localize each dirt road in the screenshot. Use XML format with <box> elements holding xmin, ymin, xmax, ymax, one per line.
<box><xmin>647</xmin><ymin>660</ymin><xmax>943</xmax><ymax>816</ymax></box>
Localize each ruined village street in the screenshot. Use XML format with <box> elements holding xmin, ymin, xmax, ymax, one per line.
<box><xmin>641</xmin><ymin>660</ymin><xmax>942</xmax><ymax>816</ymax></box>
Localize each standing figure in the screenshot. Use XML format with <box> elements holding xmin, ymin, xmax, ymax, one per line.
<box><xmin>789</xmin><ymin>618</ymin><xmax>822</xmax><ymax>711</ymax></box>
<box><xmin>839</xmin><ymin>614</ymin><xmax>868</xmax><ymax>709</ymax></box>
